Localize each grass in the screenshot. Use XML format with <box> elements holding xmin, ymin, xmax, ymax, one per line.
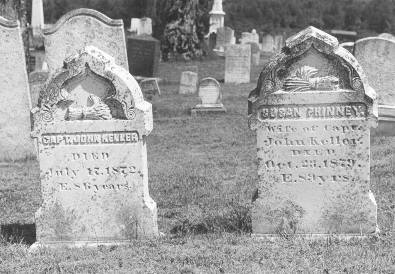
<box><xmin>0</xmin><ymin>58</ymin><xmax>394</xmax><ymax>273</ymax></box>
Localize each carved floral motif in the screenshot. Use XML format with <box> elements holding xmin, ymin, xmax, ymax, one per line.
<box><xmin>283</xmin><ymin>66</ymin><xmax>339</xmax><ymax>92</ymax></box>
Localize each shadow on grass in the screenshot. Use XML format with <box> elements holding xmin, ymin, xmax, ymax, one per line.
<box><xmin>1</xmin><ymin>223</ymin><xmax>36</xmax><ymax>245</ymax></box>
<box><xmin>170</xmin><ymin>203</ymin><xmax>252</xmax><ymax>236</ymax></box>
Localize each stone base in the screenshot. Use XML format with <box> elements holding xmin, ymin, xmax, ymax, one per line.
<box><xmin>372</xmin><ymin>105</ymin><xmax>395</xmax><ymax>136</ymax></box>
<box><xmin>29</xmin><ymin>240</ymin><xmax>133</xmax><ymax>252</ymax></box>
<box><xmin>251</xmin><ymin>233</ymin><xmax>378</xmax><ymax>241</ymax></box>
<box><xmin>191</xmin><ymin>104</ymin><xmax>227</xmax><ymax>116</ymax></box>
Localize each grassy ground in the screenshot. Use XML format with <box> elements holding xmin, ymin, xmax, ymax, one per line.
<box><xmin>0</xmin><ymin>59</ymin><xmax>394</xmax><ymax>273</ymax></box>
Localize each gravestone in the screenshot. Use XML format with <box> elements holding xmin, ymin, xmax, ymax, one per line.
<box><xmin>179</xmin><ymin>71</ymin><xmax>198</xmax><ymax>95</ymax></box>
<box><xmin>31</xmin><ymin>0</ymin><xmax>44</xmax><ymax>38</ymax></box>
<box><xmin>192</xmin><ymin>77</ymin><xmax>226</xmax><ymax>115</ymax></box>
<box><xmin>127</xmin><ymin>34</ymin><xmax>160</xmax><ymax>77</ymax></box>
<box><xmin>44</xmin><ymin>8</ymin><xmax>129</xmax><ymax>72</ymax></box>
<box><xmin>129</xmin><ymin>18</ymin><xmax>152</xmax><ymax>36</ymax></box>
<box><xmin>0</xmin><ymin>16</ymin><xmax>34</xmax><ymax>161</ymax></box>
<box><xmin>354</xmin><ymin>37</ymin><xmax>395</xmax><ymax>107</ymax></box>
<box><xmin>248</xmin><ymin>42</ymin><xmax>260</xmax><ymax>66</ymax></box>
<box><xmin>29</xmin><ymin>70</ymin><xmax>49</xmax><ymax>107</ymax></box>
<box><xmin>140</xmin><ymin>17</ymin><xmax>152</xmax><ymax>36</ymax></box>
<box><xmin>261</xmin><ymin>34</ymin><xmax>274</xmax><ymax>52</ymax></box>
<box><xmin>216</xmin><ymin>27</ymin><xmax>235</xmax><ymax>51</ymax></box>
<box><xmin>378</xmin><ymin>33</ymin><xmax>395</xmax><ymax>41</ymax></box>
<box><xmin>240</xmin><ymin>32</ymin><xmax>252</xmax><ymax>44</ymax></box>
<box><xmin>30</xmin><ymin>46</ymin><xmax>158</xmax><ymax>249</ymax></box>
<box><xmin>225</xmin><ymin>44</ymin><xmax>251</xmax><ymax>84</ymax></box>
<box><xmin>139</xmin><ymin>78</ymin><xmax>161</xmax><ymax>101</ymax></box>
<box><xmin>354</xmin><ymin>37</ymin><xmax>395</xmax><ymax>135</ymax></box>
<box><xmin>248</xmin><ymin>26</ymin><xmax>378</xmax><ymax>236</ymax></box>
<box><xmin>274</xmin><ymin>34</ymin><xmax>284</xmax><ymax>52</ymax></box>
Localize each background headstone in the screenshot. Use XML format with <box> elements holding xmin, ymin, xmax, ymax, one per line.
<box><xmin>140</xmin><ymin>17</ymin><xmax>152</xmax><ymax>36</ymax></box>
<box><xmin>248</xmin><ymin>27</ymin><xmax>378</xmax><ymax>236</ymax></box>
<box><xmin>261</xmin><ymin>34</ymin><xmax>274</xmax><ymax>52</ymax></box>
<box><xmin>127</xmin><ymin>34</ymin><xmax>160</xmax><ymax>77</ymax></box>
<box><xmin>354</xmin><ymin>37</ymin><xmax>395</xmax><ymax>107</ymax></box>
<box><xmin>378</xmin><ymin>33</ymin><xmax>395</xmax><ymax>41</ymax></box>
<box><xmin>209</xmin><ymin>0</ymin><xmax>225</xmax><ymax>34</ymax></box>
<box><xmin>192</xmin><ymin>77</ymin><xmax>226</xmax><ymax>115</ymax></box>
<box><xmin>31</xmin><ymin>0</ymin><xmax>44</xmax><ymax>38</ymax></box>
<box><xmin>354</xmin><ymin>37</ymin><xmax>395</xmax><ymax>136</ymax></box>
<box><xmin>274</xmin><ymin>34</ymin><xmax>284</xmax><ymax>52</ymax></box>
<box><xmin>179</xmin><ymin>71</ymin><xmax>198</xmax><ymax>94</ymax></box>
<box><xmin>225</xmin><ymin>44</ymin><xmax>251</xmax><ymax>84</ymax></box>
<box><xmin>30</xmin><ymin>46</ymin><xmax>158</xmax><ymax>249</ymax></box>
<box><xmin>44</xmin><ymin>8</ymin><xmax>129</xmax><ymax>72</ymax></box>
<box><xmin>0</xmin><ymin>16</ymin><xmax>34</xmax><ymax>161</ymax></box>
<box><xmin>215</xmin><ymin>26</ymin><xmax>235</xmax><ymax>51</ymax></box>
<box><xmin>29</xmin><ymin>70</ymin><xmax>49</xmax><ymax>108</ymax></box>
<box><xmin>247</xmin><ymin>42</ymin><xmax>260</xmax><ymax>66</ymax></box>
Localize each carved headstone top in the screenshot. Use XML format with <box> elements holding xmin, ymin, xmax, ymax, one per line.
<box><xmin>32</xmin><ymin>46</ymin><xmax>152</xmax><ymax>135</ymax></box>
<box><xmin>44</xmin><ymin>8</ymin><xmax>128</xmax><ymax>72</ymax></box>
<box><xmin>248</xmin><ymin>26</ymin><xmax>377</xmax><ymax>127</ymax></box>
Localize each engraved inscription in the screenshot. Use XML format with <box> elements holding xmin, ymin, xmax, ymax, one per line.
<box><xmin>258</xmin><ymin>104</ymin><xmax>367</xmax><ymax>120</ymax></box>
<box><xmin>257</xmin><ymin>121</ymin><xmax>368</xmax><ymax>185</ymax></box>
<box><xmin>41</xmin><ymin>131</ymin><xmax>139</xmax><ymax>146</ymax></box>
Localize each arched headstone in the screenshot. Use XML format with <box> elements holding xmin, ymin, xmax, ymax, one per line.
<box><xmin>30</xmin><ymin>46</ymin><xmax>158</xmax><ymax>249</ymax></box>
<box><xmin>248</xmin><ymin>26</ymin><xmax>378</xmax><ymax>236</ymax></box>
<box><xmin>44</xmin><ymin>8</ymin><xmax>129</xmax><ymax>72</ymax></box>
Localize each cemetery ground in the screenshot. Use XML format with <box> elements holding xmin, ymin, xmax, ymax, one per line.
<box><xmin>0</xmin><ymin>58</ymin><xmax>394</xmax><ymax>273</ymax></box>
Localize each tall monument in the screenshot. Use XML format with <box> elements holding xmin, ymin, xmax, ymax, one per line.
<box><xmin>209</xmin><ymin>0</ymin><xmax>225</xmax><ymax>34</ymax></box>
<box><xmin>31</xmin><ymin>0</ymin><xmax>44</xmax><ymax>38</ymax></box>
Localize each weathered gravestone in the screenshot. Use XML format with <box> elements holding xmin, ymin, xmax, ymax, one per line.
<box><xmin>216</xmin><ymin>26</ymin><xmax>235</xmax><ymax>51</ymax></box>
<box><xmin>261</xmin><ymin>34</ymin><xmax>274</xmax><ymax>53</ymax></box>
<box><xmin>29</xmin><ymin>70</ymin><xmax>49</xmax><ymax>107</ymax></box>
<box><xmin>0</xmin><ymin>16</ymin><xmax>34</xmax><ymax>161</ymax></box>
<box><xmin>274</xmin><ymin>34</ymin><xmax>284</xmax><ymax>52</ymax></box>
<box><xmin>30</xmin><ymin>46</ymin><xmax>158</xmax><ymax>249</ymax></box>
<box><xmin>127</xmin><ymin>34</ymin><xmax>160</xmax><ymax>77</ymax></box>
<box><xmin>192</xmin><ymin>77</ymin><xmax>226</xmax><ymax>115</ymax></box>
<box><xmin>247</xmin><ymin>42</ymin><xmax>261</xmax><ymax>66</ymax></box>
<box><xmin>225</xmin><ymin>44</ymin><xmax>251</xmax><ymax>84</ymax></box>
<box><xmin>138</xmin><ymin>78</ymin><xmax>161</xmax><ymax>101</ymax></box>
<box><xmin>378</xmin><ymin>33</ymin><xmax>395</xmax><ymax>41</ymax></box>
<box><xmin>354</xmin><ymin>37</ymin><xmax>395</xmax><ymax>135</ymax></box>
<box><xmin>248</xmin><ymin>27</ymin><xmax>378</xmax><ymax>236</ymax></box>
<box><xmin>179</xmin><ymin>71</ymin><xmax>198</xmax><ymax>95</ymax></box>
<box><xmin>129</xmin><ymin>17</ymin><xmax>152</xmax><ymax>36</ymax></box>
<box><xmin>44</xmin><ymin>8</ymin><xmax>129</xmax><ymax>72</ymax></box>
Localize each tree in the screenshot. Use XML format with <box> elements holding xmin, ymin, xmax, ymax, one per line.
<box><xmin>159</xmin><ymin>0</ymin><xmax>208</xmax><ymax>60</ymax></box>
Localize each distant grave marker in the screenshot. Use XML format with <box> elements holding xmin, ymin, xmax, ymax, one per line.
<box><xmin>225</xmin><ymin>44</ymin><xmax>251</xmax><ymax>84</ymax></box>
<box><xmin>354</xmin><ymin>37</ymin><xmax>395</xmax><ymax>135</ymax></box>
<box><xmin>30</xmin><ymin>46</ymin><xmax>158</xmax><ymax>249</ymax></box>
<box><xmin>44</xmin><ymin>8</ymin><xmax>128</xmax><ymax>72</ymax></box>
<box><xmin>127</xmin><ymin>34</ymin><xmax>160</xmax><ymax>77</ymax></box>
<box><xmin>248</xmin><ymin>27</ymin><xmax>378</xmax><ymax>236</ymax></box>
<box><xmin>261</xmin><ymin>34</ymin><xmax>274</xmax><ymax>52</ymax></box>
<box><xmin>179</xmin><ymin>71</ymin><xmax>198</xmax><ymax>95</ymax></box>
<box><xmin>247</xmin><ymin>42</ymin><xmax>260</xmax><ymax>66</ymax></box>
<box><xmin>139</xmin><ymin>78</ymin><xmax>161</xmax><ymax>101</ymax></box>
<box><xmin>0</xmin><ymin>17</ymin><xmax>34</xmax><ymax>161</ymax></box>
<box><xmin>192</xmin><ymin>77</ymin><xmax>226</xmax><ymax>115</ymax></box>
